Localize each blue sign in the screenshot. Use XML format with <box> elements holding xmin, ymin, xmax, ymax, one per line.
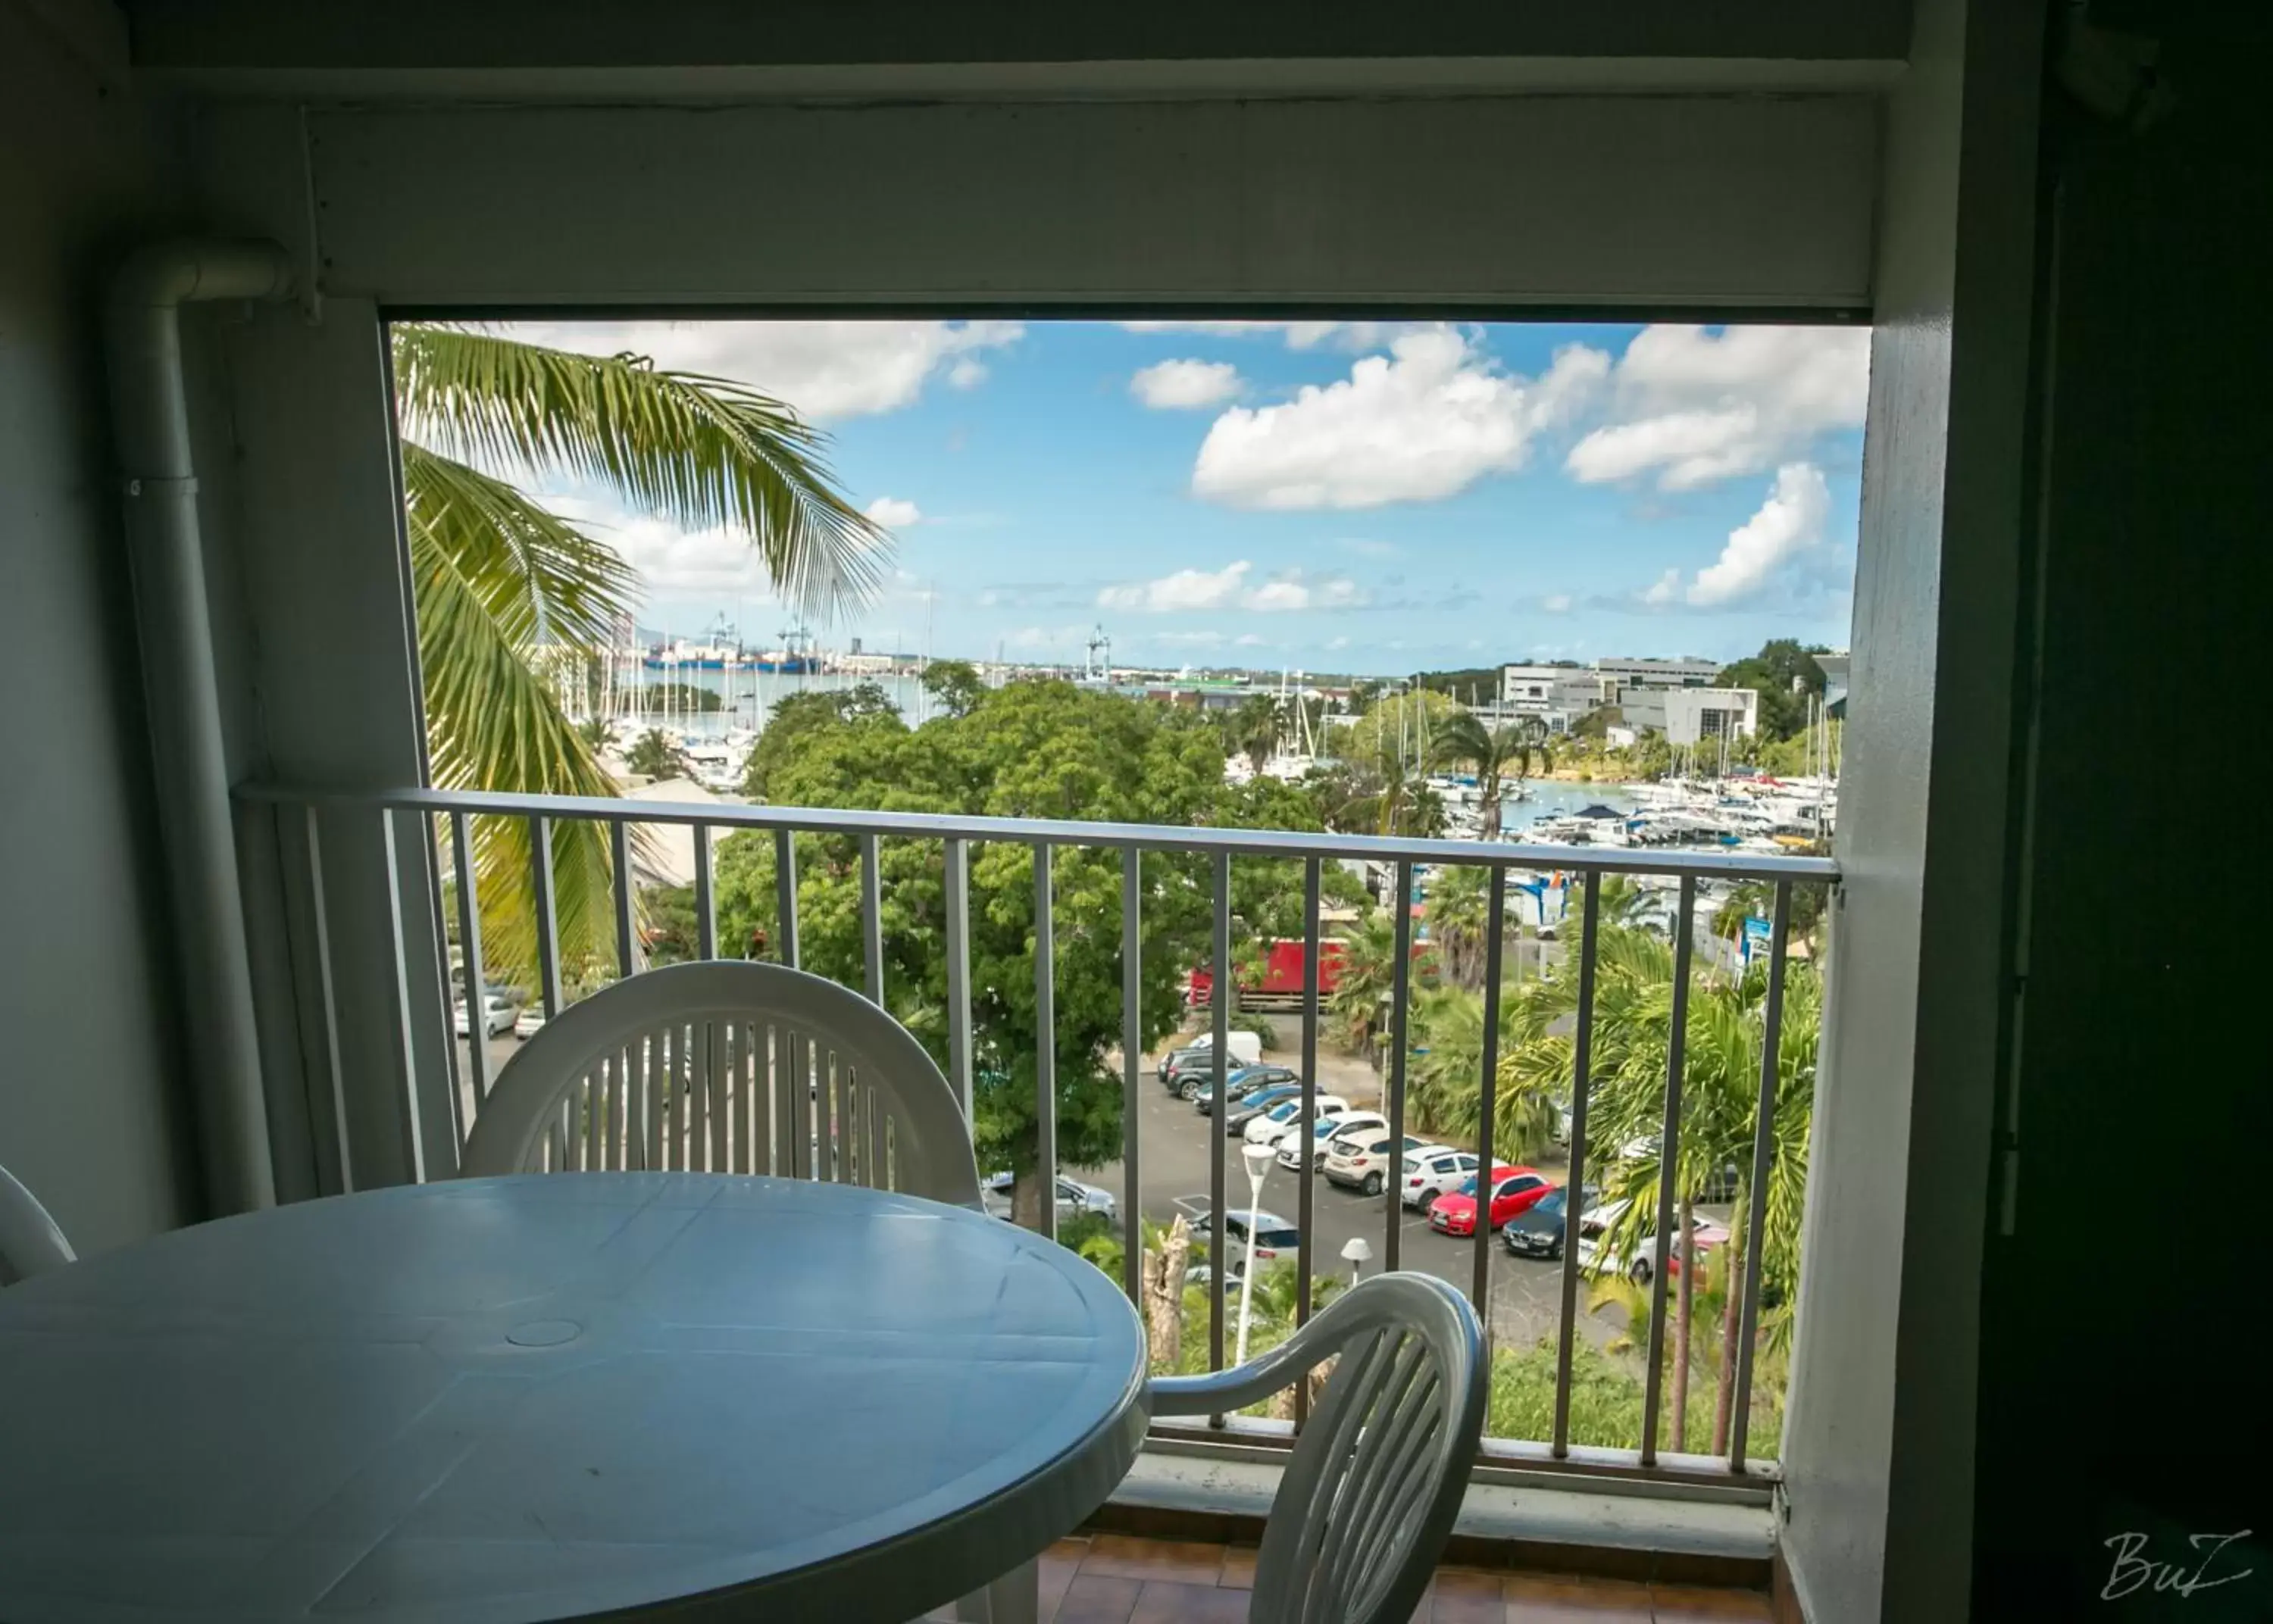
<box><xmin>1740</xmin><ymin>916</ymin><xmax>1773</xmax><ymax>964</ymax></box>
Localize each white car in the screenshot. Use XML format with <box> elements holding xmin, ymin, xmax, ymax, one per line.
<box><xmin>1275</xmin><ymin>1109</ymin><xmax>1386</xmax><ymax>1172</ymax></box>
<box><xmin>513</xmin><ymin>1005</ymin><xmax>547</xmax><ymax>1041</ymax></box>
<box><xmin>1242</xmin><ymin>1093</ymin><xmax>1351</xmax><ymax>1148</ymax></box>
<box><xmin>1324</xmin><ymin>1130</ymin><xmax>1426</xmax><ymax>1197</ymax></box>
<box><xmin>454</xmin><ymin>996</ymin><xmax>514</xmax><ymax>1038</ymax></box>
<box><xmin>1399</xmin><ymin>1145</ymin><xmax>1486</xmax><ymax>1210</ymax></box>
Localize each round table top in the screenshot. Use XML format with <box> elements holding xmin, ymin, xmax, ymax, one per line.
<box><xmin>0</xmin><ymin>1173</ymin><xmax>1149</xmax><ymax>1624</ymax></box>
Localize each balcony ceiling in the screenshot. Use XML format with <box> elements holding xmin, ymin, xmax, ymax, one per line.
<box><xmin>121</xmin><ymin>0</ymin><xmax>1912</xmax><ymax>99</ymax></box>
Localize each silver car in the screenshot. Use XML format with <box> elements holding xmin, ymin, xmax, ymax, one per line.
<box><xmin>981</xmin><ymin>1172</ymin><xmax>1119</xmax><ymax>1226</ymax></box>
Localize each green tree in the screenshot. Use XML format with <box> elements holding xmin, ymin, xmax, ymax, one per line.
<box><xmin>920</xmin><ymin>659</ymin><xmax>987</xmax><ymax>720</ymax></box>
<box><xmin>1715</xmin><ymin>639</ymin><xmax>1829</xmax><ymax>742</ymax></box>
<box><xmin>624</xmin><ymin>727</ymin><xmax>689</xmax><ymax>781</ymax></box>
<box><xmin>741</xmin><ymin>684</ymin><xmax>905</xmax><ymax>798</ymax></box>
<box><xmin>395</xmin><ymin>325</ymin><xmax>884</xmax><ymax>981</ymax></box>
<box><xmin>1407</xmin><ymin>983</ymin><xmax>1564</xmax><ymax>1166</ymax></box>
<box><xmin>709</xmin><ymin>680</ymin><xmax>1341</xmax><ymax>1223</ymax></box>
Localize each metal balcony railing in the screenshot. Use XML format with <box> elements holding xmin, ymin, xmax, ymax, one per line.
<box><xmin>237</xmin><ymin>782</ymin><xmax>1835</xmax><ymax>1491</ymax></box>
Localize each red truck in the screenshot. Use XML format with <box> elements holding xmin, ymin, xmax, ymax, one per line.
<box><xmin>1187</xmin><ymin>938</ymin><xmax>1349</xmax><ymax>1012</ymax></box>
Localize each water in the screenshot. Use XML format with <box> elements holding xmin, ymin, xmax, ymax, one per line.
<box><xmin>1498</xmin><ymin>779</ymin><xmax>1643</xmax><ymax>827</ymax></box>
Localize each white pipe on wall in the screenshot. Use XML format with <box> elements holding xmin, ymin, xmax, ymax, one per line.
<box><xmin>105</xmin><ymin>240</ymin><xmax>294</xmax><ymax>1218</ymax></box>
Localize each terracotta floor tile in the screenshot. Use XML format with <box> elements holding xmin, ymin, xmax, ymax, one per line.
<box><xmin>1504</xmin><ymin>1571</ymin><xmax>1655</xmax><ymax>1622</ymax></box>
<box><xmin>1646</xmin><ymin>1582</ymin><xmax>1773</xmax><ymax>1621</ymax></box>
<box><xmin>1431</xmin><ymin>1565</ymin><xmax>1508</xmax><ymax>1624</ymax></box>
<box><xmin>1080</xmin><ymin>1533</ymin><xmax>1230</xmax><ymax>1585</ymax></box>
<box><xmin>1039</xmin><ymin>1541</ymin><xmax>1089</xmax><ymax>1620</ymax></box>
<box><xmin>1217</xmin><ymin>1545</ymin><xmax>1258</xmax><ymax>1590</ymax></box>
<box><xmin>1054</xmin><ymin>1572</ymin><xmax>1145</xmax><ymax>1624</ymax></box>
<box><xmin>1129</xmin><ymin>1579</ymin><xmax>1252</xmax><ymax>1622</ymax></box>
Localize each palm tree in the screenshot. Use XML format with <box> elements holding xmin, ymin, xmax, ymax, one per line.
<box><xmin>393</xmin><ymin>325</ymin><xmax>886</xmax><ymax>979</ymax></box>
<box><xmin>1496</xmin><ymin>924</ymin><xmax>1818</xmax><ymax>1454</ymax></box>
<box><xmin>1227</xmin><ymin>693</ymin><xmax>1283</xmax><ymax>774</ymax></box>
<box><xmin>1406</xmin><ymin>984</ymin><xmax>1564</xmax><ymax>1166</ymax></box>
<box><xmin>1327</xmin><ymin>914</ymin><xmax>1413</xmax><ymax>1053</ymax></box>
<box><xmin>624</xmin><ymin>728</ymin><xmax>689</xmax><ymax>781</ymax></box>
<box><xmin>1421</xmin><ymin>864</ymin><xmax>1491</xmax><ymax>988</ymax></box>
<box><xmin>1430</xmin><ymin>711</ymin><xmax>1553</xmax><ymax>839</ymax></box>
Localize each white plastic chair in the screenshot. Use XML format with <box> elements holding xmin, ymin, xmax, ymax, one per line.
<box><xmin>1149</xmin><ymin>1273</ymin><xmax>1487</xmax><ymax>1624</ymax></box>
<box><xmin>0</xmin><ymin>1163</ymin><xmax>77</xmax><ymax>1286</ymax></box>
<box><xmin>459</xmin><ymin>960</ymin><xmax>982</xmax><ymax>1210</ymax></box>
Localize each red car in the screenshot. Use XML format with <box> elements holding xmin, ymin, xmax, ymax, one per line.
<box><xmin>1427</xmin><ymin>1167</ymin><xmax>1555</xmax><ymax>1237</ymax></box>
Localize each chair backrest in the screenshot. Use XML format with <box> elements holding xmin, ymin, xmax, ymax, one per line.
<box><xmin>1147</xmin><ymin>1273</ymin><xmax>1487</xmax><ymax>1624</ymax></box>
<box><xmin>0</xmin><ymin>1163</ymin><xmax>76</xmax><ymax>1286</ymax></box>
<box><xmin>458</xmin><ymin>960</ymin><xmax>983</xmax><ymax>1209</ymax></box>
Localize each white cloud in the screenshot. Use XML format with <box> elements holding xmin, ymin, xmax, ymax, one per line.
<box><xmin>1649</xmin><ymin>464</ymin><xmax>1834</xmax><ymax>607</ymax></box>
<box><xmin>571</xmin><ymin>509</ymin><xmax>778</xmax><ymax>598</ymax></box>
<box><xmin>1565</xmin><ymin>325</ymin><xmax>1868</xmax><ymax>490</ymax></box>
<box><xmin>1130</xmin><ymin>358</ymin><xmax>1245</xmax><ymax>410</ymax></box>
<box><xmin>1118</xmin><ymin>320</ymin><xmax>1427</xmax><ymax>353</ymax></box>
<box><xmin>1326</xmin><ymin>636</ymin><xmax>1352</xmax><ymax>651</ymax></box>
<box><xmin>1099</xmin><ymin>561</ymin><xmax>1251</xmax><ymax>612</ymax></box>
<box><xmin>1190</xmin><ymin>327</ymin><xmax>1609</xmax><ymax>510</ymax></box>
<box><xmin>864</xmin><ymin>495</ymin><xmax>922</xmax><ymax>528</ymax></box>
<box><xmin>1542</xmin><ymin>593</ymin><xmax>1574</xmax><ymax>614</ymax></box>
<box><xmin>491</xmin><ymin>319</ymin><xmax>1023</xmax><ymax>421</ymax></box>
<box><xmin>1098</xmin><ymin>563</ymin><xmax>1367</xmax><ymax>614</ymax></box>
<box><xmin>1235</xmin><ymin>633</ymin><xmax>1268</xmax><ymax>647</ymax></box>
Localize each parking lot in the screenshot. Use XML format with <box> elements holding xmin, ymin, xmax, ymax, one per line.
<box><xmin>1076</xmin><ymin>1022</ymin><xmax>1634</xmax><ymax>1353</ymax></box>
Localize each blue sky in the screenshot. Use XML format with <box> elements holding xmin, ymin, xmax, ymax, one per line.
<box><xmin>505</xmin><ymin>319</ymin><xmax>1867</xmax><ymax>676</ymax></box>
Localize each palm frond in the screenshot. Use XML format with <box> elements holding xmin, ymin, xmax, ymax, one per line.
<box><xmin>405</xmin><ymin>447</ymin><xmax>631</xmax><ymax>979</ymax></box>
<box><xmin>393</xmin><ymin>324</ymin><xmax>889</xmax><ymax>622</ymax></box>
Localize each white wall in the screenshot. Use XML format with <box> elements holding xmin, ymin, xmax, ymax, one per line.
<box><xmin>0</xmin><ymin>2</ymin><xmax>200</xmax><ymax>1251</ymax></box>
<box><xmin>1777</xmin><ymin>0</ymin><xmax>2043</xmax><ymax>1619</ymax></box>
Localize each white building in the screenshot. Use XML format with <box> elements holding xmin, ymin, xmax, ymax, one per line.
<box><xmin>1658</xmin><ymin>686</ymin><xmax>1760</xmax><ymax>745</ymax></box>
<box><xmin>1592</xmin><ymin>656</ymin><xmax>1721</xmax><ymax>689</ymax></box>
<box><xmin>1497</xmin><ymin>663</ymin><xmax>1605</xmax><ymax>729</ymax></box>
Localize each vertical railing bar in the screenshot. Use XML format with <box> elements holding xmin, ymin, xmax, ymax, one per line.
<box><xmin>610</xmin><ymin>818</ymin><xmax>635</xmax><ymax>979</ymax></box>
<box><xmin>449</xmin><ymin>812</ymin><xmax>491</xmax><ymax>1110</ymax></box>
<box><xmin>1552</xmin><ymin>870</ymin><xmax>1605</xmax><ymax>1457</ymax></box>
<box><xmin>1385</xmin><ymin>861</ymin><xmax>1415</xmax><ymax>1271</ymax></box>
<box><xmin>301</xmin><ymin>806</ymin><xmax>353</xmax><ymax>1194</ymax></box>
<box><xmin>529</xmin><ymin>814</ymin><xmax>561</xmax><ymax>1017</ymax></box>
<box><xmin>1729</xmin><ymin>881</ymin><xmax>1793</xmax><ymax>1473</ymax></box>
<box><xmin>1120</xmin><ymin>849</ymin><xmax>1143</xmax><ymax>1308</ymax></box>
<box><xmin>1032</xmin><ymin>842</ymin><xmax>1057</xmax><ymax>1243</ymax></box>
<box><xmin>1293</xmin><ymin>856</ymin><xmax>1322</xmax><ymax>1432</ymax></box>
<box><xmin>424</xmin><ymin>814</ymin><xmax>467</xmax><ymax>1156</ymax></box>
<box><xmin>378</xmin><ymin>809</ymin><xmax>428</xmax><ymax>1186</ymax></box>
<box><xmin>1471</xmin><ymin>876</ymin><xmax>1508</xmax><ymax>1343</ymax></box>
<box><xmin>944</xmin><ymin>838</ymin><xmax>974</xmax><ymax>1122</ymax></box>
<box><xmin>1208</xmin><ymin>848</ymin><xmax>1230</xmax><ymax>1393</ymax></box>
<box><xmin>1640</xmin><ymin>875</ymin><xmax>1699</xmax><ymax>1466</ymax></box>
<box><xmin>861</xmin><ymin>832</ymin><xmax>885</xmax><ymax>1006</ymax></box>
<box><xmin>694</xmin><ymin>823</ymin><xmax>718</xmax><ymax>960</ymax></box>
<box><xmin>773</xmin><ymin>829</ymin><xmax>800</xmax><ymax>969</ymax></box>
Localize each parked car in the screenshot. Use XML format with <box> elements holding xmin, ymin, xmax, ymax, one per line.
<box><xmin>1242</xmin><ymin>1093</ymin><xmax>1351</xmax><ymax>1148</ymax></box>
<box><xmin>1613</xmin><ymin>1135</ymin><xmax>1741</xmax><ymax>1202</ymax></box>
<box><xmin>1427</xmin><ymin>1166</ymin><xmax>1553</xmax><ymax>1236</ymax></box>
<box><xmin>1220</xmin><ymin>1083</ymin><xmax>1306</xmax><ymax>1132</ymax></box>
<box><xmin>1323</xmin><ymin>1131</ymin><xmax>1425</xmax><ymax>1196</ymax></box>
<box><xmin>1399</xmin><ymin>1146</ymin><xmax>1488</xmax><ymax>1211</ymax></box>
<box><xmin>1188</xmin><ymin>1207</ymin><xmax>1302</xmax><ymax>1280</ymax></box>
<box><xmin>1276</xmin><ymin>1110</ymin><xmax>1384</xmax><ymax>1172</ymax></box>
<box><xmin>1575</xmin><ymin>1196</ymin><xmax>1729</xmax><ymax>1282</ymax></box>
<box><xmin>454</xmin><ymin>996</ymin><xmax>514</xmax><ymax>1038</ymax></box>
<box><xmin>512</xmin><ymin>1005</ymin><xmax>547</xmax><ymax>1041</ymax></box>
<box><xmin>980</xmin><ymin>1171</ymin><xmax>1119</xmax><ymax>1227</ymax></box>
<box><xmin>1187</xmin><ymin>1063</ymin><xmax>1299</xmax><ymax>1110</ymax></box>
<box><xmin>1502</xmin><ymin>1184</ymin><xmax>1598</xmax><ymax>1260</ymax></box>
<box><xmin>1156</xmin><ymin>1029</ymin><xmax>1264</xmax><ymax>1085</ymax></box>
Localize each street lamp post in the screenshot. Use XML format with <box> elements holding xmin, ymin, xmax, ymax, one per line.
<box><xmin>1341</xmin><ymin>1235</ymin><xmax>1373</xmax><ymax>1288</ymax></box>
<box><xmin>1232</xmin><ymin>1139</ymin><xmax>1275</xmax><ymax>1367</ymax></box>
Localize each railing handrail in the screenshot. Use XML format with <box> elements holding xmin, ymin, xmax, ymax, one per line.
<box><xmin>236</xmin><ymin>781</ymin><xmax>1840</xmax><ymax>883</ymax></box>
